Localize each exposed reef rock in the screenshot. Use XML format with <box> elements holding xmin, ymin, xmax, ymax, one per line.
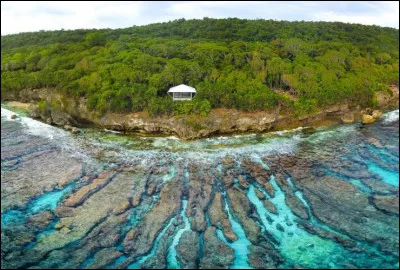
<box><xmin>209</xmin><ymin>192</ymin><xmax>238</xmax><ymax>242</ymax></box>
<box><xmin>199</xmin><ymin>227</ymin><xmax>234</xmax><ymax>269</ymax></box>
<box><xmin>186</xmin><ymin>167</ymin><xmax>213</xmax><ymax>232</ymax></box>
<box><xmin>227</xmin><ymin>188</ymin><xmax>263</xmax><ymax>244</ymax></box>
<box><xmin>176</xmin><ymin>231</ymin><xmax>200</xmax><ymax>269</ymax></box>
<box><xmin>123</xmin><ymin>178</ymin><xmax>183</xmax><ymax>256</ymax></box>
<box><xmin>1</xmin><ymin>103</ymin><xmax>398</xmax><ymax>269</ymax></box>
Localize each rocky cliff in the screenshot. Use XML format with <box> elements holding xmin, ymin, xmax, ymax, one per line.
<box><xmin>2</xmin><ymin>86</ymin><xmax>399</xmax><ymax>139</ymax></box>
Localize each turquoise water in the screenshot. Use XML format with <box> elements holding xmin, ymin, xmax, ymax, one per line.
<box><xmin>1</xmin><ymin>106</ymin><xmax>399</xmax><ymax>269</ymax></box>
<box><xmin>162</xmin><ymin>164</ymin><xmax>176</xmax><ymax>183</ymax></box>
<box><xmin>250</xmin><ymin>155</ymin><xmax>270</xmax><ymax>170</ymax></box>
<box><xmin>247</xmin><ymin>172</ymin><xmax>397</xmax><ymax>269</ymax></box>
<box><xmin>216</xmin><ymin>194</ymin><xmax>252</xmax><ymax>269</ymax></box>
<box><xmin>128</xmin><ymin>217</ymin><xmax>176</xmax><ymax>269</ymax></box>
<box><xmin>368</xmin><ymin>163</ymin><xmax>399</xmax><ymax>186</ymax></box>
<box><xmin>247</xmin><ymin>179</ymin><xmax>347</xmax><ymax>268</ymax></box>
<box><xmin>1</xmin><ymin>210</ymin><xmax>25</xmax><ymax>227</ymax></box>
<box><xmin>1</xmin><ymin>183</ymin><xmax>74</xmax><ymax>227</ymax></box>
<box><xmin>167</xmin><ymin>200</ymin><xmax>191</xmax><ymax>269</ymax></box>
<box><xmin>30</xmin><ymin>184</ymin><xmax>74</xmax><ymax>213</ymax></box>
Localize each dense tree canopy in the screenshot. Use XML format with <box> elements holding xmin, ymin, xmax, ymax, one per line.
<box><xmin>1</xmin><ymin>18</ymin><xmax>399</xmax><ymax>117</ymax></box>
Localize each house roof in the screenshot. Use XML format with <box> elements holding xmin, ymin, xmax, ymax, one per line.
<box><xmin>167</xmin><ymin>84</ymin><xmax>196</xmax><ymax>93</ymax></box>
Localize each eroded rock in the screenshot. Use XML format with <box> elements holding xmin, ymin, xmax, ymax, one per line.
<box><xmin>373</xmin><ymin>195</ymin><xmax>399</xmax><ymax>215</ymax></box>
<box><xmin>86</xmin><ymin>248</ymin><xmax>123</xmax><ymax>269</ymax></box>
<box><xmin>199</xmin><ymin>227</ymin><xmax>234</xmax><ymax>269</ymax></box>
<box><xmin>208</xmin><ymin>192</ymin><xmax>238</xmax><ymax>242</ymax></box>
<box><xmin>227</xmin><ymin>187</ymin><xmax>262</xmax><ymax>244</ymax></box>
<box><xmin>63</xmin><ymin>170</ymin><xmax>116</xmax><ymax>207</ymax></box>
<box><xmin>186</xmin><ymin>169</ymin><xmax>213</xmax><ymax>232</ymax></box>
<box><xmin>26</xmin><ymin>211</ymin><xmax>55</xmax><ymax>229</ymax></box>
<box><xmin>372</xmin><ymin>110</ymin><xmax>383</xmax><ymax>119</ymax></box>
<box><xmin>362</xmin><ymin>114</ymin><xmax>376</xmax><ymax>124</ymax></box>
<box><xmin>123</xmin><ymin>178</ymin><xmax>183</xmax><ymax>257</ymax></box>
<box><xmin>248</xmin><ymin>244</ymin><xmax>284</xmax><ymax>268</ymax></box>
<box><xmin>238</xmin><ymin>175</ymin><xmax>249</xmax><ymax>189</ymax></box>
<box><xmin>263</xmin><ymin>199</ymin><xmax>278</xmax><ymax>214</ymax></box>
<box><xmin>176</xmin><ymin>231</ymin><xmax>200</xmax><ymax>268</ymax></box>
<box><xmin>298</xmin><ymin>176</ymin><xmax>399</xmax><ymax>255</ymax></box>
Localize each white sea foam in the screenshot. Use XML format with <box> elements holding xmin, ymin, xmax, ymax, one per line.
<box><xmin>1</xmin><ymin>107</ymin><xmax>95</xmax><ymax>165</ymax></box>
<box><xmin>382</xmin><ymin>109</ymin><xmax>399</xmax><ymax>124</ymax></box>
<box><xmin>1</xmin><ymin>107</ymin><xmax>17</xmax><ymax>119</ymax></box>
<box><xmin>104</xmin><ymin>128</ymin><xmax>122</xmax><ymax>134</ymax></box>
<box><xmin>303</xmin><ymin>125</ymin><xmax>355</xmax><ymax>144</ymax></box>
<box><xmin>1</xmin><ymin>107</ymin><xmax>68</xmax><ymax>140</ymax></box>
<box><xmin>0</xmin><ymin>106</ymin><xmax>346</xmax><ymax>164</ymax></box>
<box><xmin>233</xmin><ymin>133</ymin><xmax>256</xmax><ymax>138</ymax></box>
<box><xmin>270</xmin><ymin>126</ymin><xmax>306</xmax><ymax>136</ymax></box>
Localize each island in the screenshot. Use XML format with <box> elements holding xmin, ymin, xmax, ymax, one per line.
<box><xmin>1</xmin><ymin>18</ymin><xmax>399</xmax><ymax>139</ymax></box>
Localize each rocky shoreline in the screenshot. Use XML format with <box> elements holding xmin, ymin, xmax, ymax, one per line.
<box><xmin>1</xmin><ymin>110</ymin><xmax>398</xmax><ymax>269</ymax></box>
<box><xmin>2</xmin><ymin>86</ymin><xmax>398</xmax><ymax>139</ymax></box>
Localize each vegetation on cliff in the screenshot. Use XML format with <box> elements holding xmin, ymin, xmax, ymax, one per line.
<box><xmin>1</xmin><ymin>18</ymin><xmax>399</xmax><ymax>117</ymax></box>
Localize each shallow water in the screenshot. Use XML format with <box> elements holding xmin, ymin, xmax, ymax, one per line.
<box><xmin>247</xmin><ymin>180</ymin><xmax>341</xmax><ymax>268</ymax></box>
<box><xmin>216</xmin><ymin>193</ymin><xmax>252</xmax><ymax>269</ymax></box>
<box><xmin>1</xmin><ymin>183</ymin><xmax>74</xmax><ymax>227</ymax></box>
<box><xmin>368</xmin><ymin>163</ymin><xmax>399</xmax><ymax>186</ymax></box>
<box><xmin>167</xmin><ymin>200</ymin><xmax>190</xmax><ymax>269</ymax></box>
<box><xmin>1</xmin><ymin>106</ymin><xmax>399</xmax><ymax>269</ymax></box>
<box><xmin>128</xmin><ymin>216</ymin><xmax>176</xmax><ymax>269</ymax></box>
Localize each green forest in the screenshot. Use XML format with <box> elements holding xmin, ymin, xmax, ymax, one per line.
<box><xmin>1</xmin><ymin>18</ymin><xmax>399</xmax><ymax>117</ymax></box>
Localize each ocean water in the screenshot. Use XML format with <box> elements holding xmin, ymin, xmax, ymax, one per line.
<box><xmin>1</xmin><ymin>106</ymin><xmax>399</xmax><ymax>269</ymax></box>
<box><xmin>1</xmin><ymin>183</ymin><xmax>74</xmax><ymax>227</ymax></box>
<box><xmin>167</xmin><ymin>200</ymin><xmax>191</xmax><ymax>269</ymax></box>
<box><xmin>216</xmin><ymin>193</ymin><xmax>252</xmax><ymax>269</ymax></box>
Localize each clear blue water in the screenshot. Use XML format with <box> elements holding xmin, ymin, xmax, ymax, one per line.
<box><xmin>162</xmin><ymin>164</ymin><xmax>176</xmax><ymax>184</ymax></box>
<box><xmin>247</xmin><ymin>179</ymin><xmax>344</xmax><ymax>268</ymax></box>
<box><xmin>30</xmin><ymin>185</ymin><xmax>74</xmax><ymax>213</ymax></box>
<box><xmin>1</xmin><ymin>183</ymin><xmax>74</xmax><ymax>227</ymax></box>
<box><xmin>128</xmin><ymin>217</ymin><xmax>176</xmax><ymax>269</ymax></box>
<box><xmin>167</xmin><ymin>200</ymin><xmax>191</xmax><ymax>269</ymax></box>
<box><xmin>1</xmin><ymin>106</ymin><xmax>399</xmax><ymax>269</ymax></box>
<box><xmin>368</xmin><ymin>163</ymin><xmax>399</xmax><ymax>186</ymax></box>
<box><xmin>1</xmin><ymin>210</ymin><xmax>25</xmax><ymax>227</ymax></box>
<box><xmin>216</xmin><ymin>194</ymin><xmax>252</xmax><ymax>269</ymax></box>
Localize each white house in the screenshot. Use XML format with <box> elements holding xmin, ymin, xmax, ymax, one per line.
<box><xmin>167</xmin><ymin>84</ymin><xmax>196</xmax><ymax>101</ymax></box>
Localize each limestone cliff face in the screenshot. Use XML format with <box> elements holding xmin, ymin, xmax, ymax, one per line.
<box><xmin>95</xmin><ymin>109</ymin><xmax>281</xmax><ymax>139</ymax></box>
<box><xmin>2</xmin><ymin>86</ymin><xmax>399</xmax><ymax>139</ymax></box>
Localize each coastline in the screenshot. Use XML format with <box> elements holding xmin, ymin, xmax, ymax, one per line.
<box><xmin>2</xmin><ymin>86</ymin><xmax>398</xmax><ymax>140</ymax></box>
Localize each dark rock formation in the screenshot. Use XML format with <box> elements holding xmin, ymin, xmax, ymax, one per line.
<box><xmin>199</xmin><ymin>227</ymin><xmax>234</xmax><ymax>269</ymax></box>
<box><xmin>176</xmin><ymin>231</ymin><xmax>200</xmax><ymax>268</ymax></box>
<box><xmin>208</xmin><ymin>192</ymin><xmax>238</xmax><ymax>242</ymax></box>
<box><xmin>123</xmin><ymin>179</ymin><xmax>183</xmax><ymax>256</ymax></box>
<box><xmin>227</xmin><ymin>187</ymin><xmax>262</xmax><ymax>244</ymax></box>
<box><xmin>248</xmin><ymin>244</ymin><xmax>284</xmax><ymax>268</ymax></box>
